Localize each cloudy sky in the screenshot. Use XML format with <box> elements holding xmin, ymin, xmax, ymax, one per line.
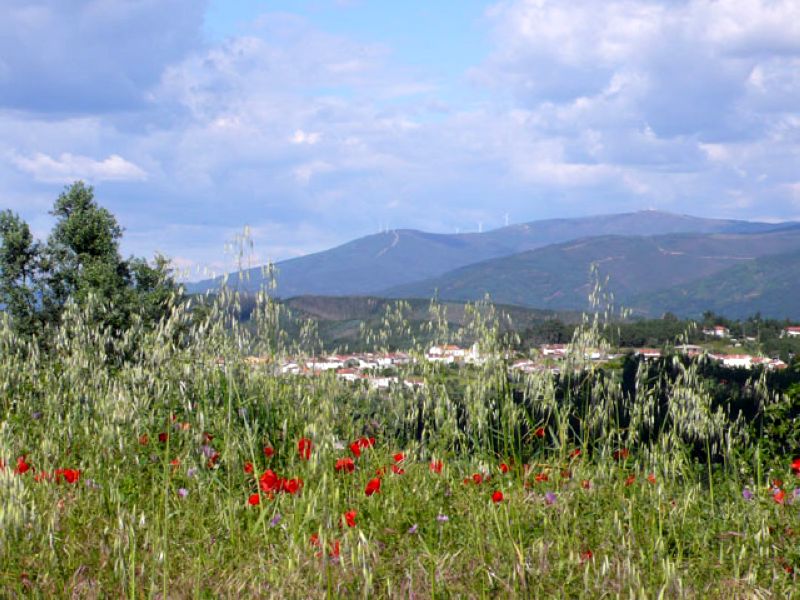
<box><xmin>3</xmin><ymin>0</ymin><xmax>800</xmax><ymax>279</ymax></box>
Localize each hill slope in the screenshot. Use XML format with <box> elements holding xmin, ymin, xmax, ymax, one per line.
<box><xmin>188</xmin><ymin>211</ymin><xmax>784</xmax><ymax>297</ymax></box>
<box><xmin>380</xmin><ymin>229</ymin><xmax>800</xmax><ymax>317</ymax></box>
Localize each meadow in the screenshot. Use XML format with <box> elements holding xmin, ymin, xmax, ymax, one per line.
<box><xmin>1</xmin><ymin>288</ymin><xmax>799</xmax><ymax>599</ymax></box>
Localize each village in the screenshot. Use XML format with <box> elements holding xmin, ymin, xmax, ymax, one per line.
<box><xmin>234</xmin><ymin>324</ymin><xmax>795</xmax><ymax>387</ymax></box>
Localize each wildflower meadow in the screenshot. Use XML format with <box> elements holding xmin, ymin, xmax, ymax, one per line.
<box><xmin>1</xmin><ymin>284</ymin><xmax>799</xmax><ymax>598</ymax></box>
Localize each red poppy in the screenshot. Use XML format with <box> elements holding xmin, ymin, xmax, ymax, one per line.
<box><xmin>359</xmin><ymin>437</ymin><xmax>376</xmax><ymax>449</ymax></box>
<box><xmin>55</xmin><ymin>468</ymin><xmax>80</xmax><ymax>484</ymax></box>
<box><xmin>283</xmin><ymin>478</ymin><xmax>303</xmax><ymax>495</ymax></box>
<box><xmin>244</xmin><ymin>461</ymin><xmax>254</xmax><ymax>474</ymax></box>
<box><xmin>298</xmin><ymin>438</ymin><xmax>312</xmax><ymax>460</ymax></box>
<box><xmin>260</xmin><ymin>469</ymin><xmax>280</xmax><ymax>492</ymax></box>
<box><xmin>365</xmin><ymin>477</ymin><xmax>381</xmax><ymax>496</ymax></box>
<box><xmin>613</xmin><ymin>448</ymin><xmax>630</xmax><ymax>461</ymax></box>
<box><xmin>561</xmin><ymin>469</ymin><xmax>572</xmax><ymax>480</ymax></box>
<box><xmin>792</xmin><ymin>457</ymin><xmax>800</xmax><ymax>475</ymax></box>
<box><xmin>344</xmin><ymin>510</ymin><xmax>357</xmax><ymax>527</ymax></box>
<box><xmin>263</xmin><ymin>446</ymin><xmax>274</xmax><ymax>458</ymax></box>
<box><xmin>499</xmin><ymin>463</ymin><xmax>510</xmax><ymax>474</ymax></box>
<box><xmin>774</xmin><ymin>489</ymin><xmax>786</xmax><ymax>504</ymax></box>
<box><xmin>580</xmin><ymin>549</ymin><xmax>593</xmax><ymax>562</ymax></box>
<box><xmin>393</xmin><ymin>452</ymin><xmax>405</xmax><ymax>463</ymax></box>
<box><xmin>391</xmin><ymin>464</ymin><xmax>405</xmax><ymax>475</ymax></box>
<box><xmin>170</xmin><ymin>458</ymin><xmax>181</xmax><ymax>469</ymax></box>
<box><xmin>375</xmin><ymin>466</ymin><xmax>386</xmax><ymax>476</ymax></box>
<box><xmin>138</xmin><ymin>434</ymin><xmax>149</xmax><ymax>445</ymax></box>
<box><xmin>203</xmin><ymin>432</ymin><xmax>214</xmax><ymax>443</ymax></box>
<box><xmin>624</xmin><ymin>474</ymin><xmax>636</xmax><ymax>486</ymax></box>
<box><xmin>310</xmin><ymin>533</ymin><xmax>320</xmax><ymax>547</ymax></box>
<box><xmin>335</xmin><ymin>457</ymin><xmax>355</xmax><ymax>473</ymax></box>
<box><xmin>158</xmin><ymin>432</ymin><xmax>168</xmax><ymax>444</ymax></box>
<box><xmin>349</xmin><ymin>441</ymin><xmax>362</xmax><ymax>458</ymax></box>
<box><xmin>207</xmin><ymin>452</ymin><xmax>220</xmax><ymax>468</ymax></box>
<box><xmin>581</xmin><ymin>479</ymin><xmax>591</xmax><ymax>490</ymax></box>
<box><xmin>14</xmin><ymin>456</ymin><xmax>31</xmax><ymax>475</ymax></box>
<box><xmin>647</xmin><ymin>473</ymin><xmax>656</xmax><ymax>484</ymax></box>
<box><xmin>534</xmin><ymin>427</ymin><xmax>545</xmax><ymax>438</ymax></box>
<box><xmin>0</xmin><ymin>459</ymin><xmax>4</xmax><ymax>471</ymax></box>
<box><xmin>329</xmin><ymin>539</ymin><xmax>341</xmax><ymax>558</ymax></box>
<box><xmin>534</xmin><ymin>472</ymin><xmax>548</xmax><ymax>483</ymax></box>
<box><xmin>772</xmin><ymin>479</ymin><xmax>783</xmax><ymax>489</ymax></box>
<box><xmin>248</xmin><ymin>493</ymin><xmax>260</xmax><ymax>506</ymax></box>
<box><xmin>570</xmin><ymin>448</ymin><xmax>581</xmax><ymax>459</ymax></box>
<box><xmin>492</xmin><ymin>490</ymin><xmax>504</xmax><ymax>503</ymax></box>
<box><xmin>429</xmin><ymin>460</ymin><xmax>443</xmax><ymax>474</ymax></box>
<box><xmin>472</xmin><ymin>473</ymin><xmax>483</xmax><ymax>485</ymax></box>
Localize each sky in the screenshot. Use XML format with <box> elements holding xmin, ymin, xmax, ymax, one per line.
<box><xmin>2</xmin><ymin>0</ymin><xmax>800</xmax><ymax>280</ymax></box>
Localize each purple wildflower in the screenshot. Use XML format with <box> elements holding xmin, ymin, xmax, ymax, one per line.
<box><xmin>201</xmin><ymin>445</ymin><xmax>216</xmax><ymax>459</ymax></box>
<box><xmin>177</xmin><ymin>488</ymin><xmax>189</xmax><ymax>499</ymax></box>
<box><xmin>436</xmin><ymin>514</ymin><xmax>449</xmax><ymax>523</ymax></box>
<box><xmin>408</xmin><ymin>524</ymin><xmax>418</xmax><ymax>534</ymax></box>
<box><xmin>31</xmin><ymin>411</ymin><xmax>42</xmax><ymax>420</ymax></box>
<box><xmin>269</xmin><ymin>513</ymin><xmax>282</xmax><ymax>528</ymax></box>
<box><xmin>742</xmin><ymin>488</ymin><xmax>754</xmax><ymax>501</ymax></box>
<box><xmin>187</xmin><ymin>467</ymin><xmax>198</xmax><ymax>478</ymax></box>
<box><xmin>545</xmin><ymin>491</ymin><xmax>557</xmax><ymax>505</ymax></box>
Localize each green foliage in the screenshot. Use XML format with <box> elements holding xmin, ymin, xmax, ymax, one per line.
<box><xmin>0</xmin><ymin>182</ymin><xmax>181</xmax><ymax>342</ymax></box>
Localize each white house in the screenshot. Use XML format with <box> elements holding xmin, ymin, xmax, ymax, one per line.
<box><xmin>703</xmin><ymin>325</ymin><xmax>730</xmax><ymax>338</ymax></box>
<box><xmin>782</xmin><ymin>326</ymin><xmax>800</xmax><ymax>338</ymax></box>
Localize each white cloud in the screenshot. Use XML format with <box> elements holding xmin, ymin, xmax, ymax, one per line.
<box><xmin>290</xmin><ymin>130</ymin><xmax>321</xmax><ymax>145</ymax></box>
<box><xmin>9</xmin><ymin>152</ymin><xmax>147</xmax><ymax>183</ymax></box>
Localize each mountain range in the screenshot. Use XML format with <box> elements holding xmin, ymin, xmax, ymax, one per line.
<box><xmin>189</xmin><ymin>210</ymin><xmax>800</xmax><ymax>319</ymax></box>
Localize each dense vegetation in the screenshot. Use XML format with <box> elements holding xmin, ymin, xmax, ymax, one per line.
<box><xmin>2</xmin><ymin>191</ymin><xmax>800</xmax><ymax>597</ymax></box>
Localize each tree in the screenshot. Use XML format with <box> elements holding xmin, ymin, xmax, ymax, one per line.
<box><xmin>0</xmin><ymin>181</ymin><xmax>181</xmax><ymax>341</ymax></box>
<box><xmin>0</xmin><ymin>210</ymin><xmax>42</xmax><ymax>336</ymax></box>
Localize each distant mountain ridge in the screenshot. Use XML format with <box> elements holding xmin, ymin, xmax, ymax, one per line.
<box><xmin>188</xmin><ymin>210</ymin><xmax>785</xmax><ymax>297</ymax></box>
<box><xmin>381</xmin><ymin>228</ymin><xmax>800</xmax><ymax>319</ymax></box>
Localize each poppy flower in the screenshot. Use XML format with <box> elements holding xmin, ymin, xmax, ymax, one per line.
<box><xmin>244</xmin><ymin>461</ymin><xmax>254</xmax><ymax>474</ymax></box>
<box><xmin>359</xmin><ymin>437</ymin><xmax>376</xmax><ymax>449</ymax></box>
<box><xmin>138</xmin><ymin>434</ymin><xmax>149</xmax><ymax>445</ymax></box>
<box><xmin>329</xmin><ymin>539</ymin><xmax>341</xmax><ymax>558</ymax></box>
<box><xmin>349</xmin><ymin>441</ymin><xmax>362</xmax><ymax>458</ymax></box>
<box><xmin>375</xmin><ymin>466</ymin><xmax>387</xmax><ymax>476</ymax></box>
<box><xmin>283</xmin><ymin>478</ymin><xmax>303</xmax><ymax>495</ymax></box>
<box><xmin>534</xmin><ymin>427</ymin><xmax>545</xmax><ymax>438</ymax></box>
<box><xmin>492</xmin><ymin>490</ymin><xmax>504</xmax><ymax>503</ymax></box>
<box><xmin>393</xmin><ymin>452</ymin><xmax>405</xmax><ymax>463</ymax></box>
<box><xmin>534</xmin><ymin>472</ymin><xmax>548</xmax><ymax>483</ymax></box>
<box><xmin>581</xmin><ymin>479</ymin><xmax>591</xmax><ymax>490</ymax></box>
<box><xmin>792</xmin><ymin>458</ymin><xmax>800</xmax><ymax>475</ymax></box>
<box><xmin>263</xmin><ymin>446</ymin><xmax>274</xmax><ymax>458</ymax></box>
<box><xmin>391</xmin><ymin>464</ymin><xmax>405</xmax><ymax>475</ymax></box>
<box><xmin>429</xmin><ymin>460</ymin><xmax>443</xmax><ymax>474</ymax></box>
<box><xmin>365</xmin><ymin>477</ymin><xmax>381</xmax><ymax>496</ymax></box>
<box><xmin>613</xmin><ymin>448</ymin><xmax>630</xmax><ymax>461</ymax></box>
<box><xmin>344</xmin><ymin>510</ymin><xmax>357</xmax><ymax>527</ymax></box>
<box><xmin>472</xmin><ymin>473</ymin><xmax>484</xmax><ymax>485</ymax></box>
<box><xmin>0</xmin><ymin>459</ymin><xmax>4</xmax><ymax>471</ymax></box>
<box><xmin>260</xmin><ymin>469</ymin><xmax>280</xmax><ymax>492</ymax></box>
<box><xmin>298</xmin><ymin>438</ymin><xmax>312</xmax><ymax>460</ymax></box>
<box><xmin>203</xmin><ymin>432</ymin><xmax>214</xmax><ymax>443</ymax></box>
<box><xmin>54</xmin><ymin>468</ymin><xmax>80</xmax><ymax>484</ymax></box>
<box><xmin>774</xmin><ymin>489</ymin><xmax>786</xmax><ymax>504</ymax></box>
<box><xmin>499</xmin><ymin>463</ymin><xmax>510</xmax><ymax>474</ymax></box>
<box><xmin>335</xmin><ymin>458</ymin><xmax>355</xmax><ymax>473</ymax></box>
<box><xmin>561</xmin><ymin>470</ymin><xmax>572</xmax><ymax>480</ymax></box>
<box><xmin>647</xmin><ymin>473</ymin><xmax>656</xmax><ymax>484</ymax></box>
<box><xmin>248</xmin><ymin>493</ymin><xmax>261</xmax><ymax>506</ymax></box>
<box><xmin>207</xmin><ymin>452</ymin><xmax>220</xmax><ymax>468</ymax></box>
<box><xmin>570</xmin><ymin>448</ymin><xmax>582</xmax><ymax>459</ymax></box>
<box><xmin>773</xmin><ymin>479</ymin><xmax>784</xmax><ymax>489</ymax></box>
<box><xmin>624</xmin><ymin>474</ymin><xmax>636</xmax><ymax>486</ymax></box>
<box><xmin>580</xmin><ymin>549</ymin><xmax>593</xmax><ymax>562</ymax></box>
<box><xmin>170</xmin><ymin>458</ymin><xmax>181</xmax><ymax>469</ymax></box>
<box><xmin>14</xmin><ymin>456</ymin><xmax>31</xmax><ymax>475</ymax></box>
<box><xmin>310</xmin><ymin>533</ymin><xmax>320</xmax><ymax>547</ymax></box>
<box><xmin>158</xmin><ymin>432</ymin><xmax>168</xmax><ymax>444</ymax></box>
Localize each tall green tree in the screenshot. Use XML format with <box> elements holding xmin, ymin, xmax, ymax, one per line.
<box><xmin>1</xmin><ymin>181</ymin><xmax>181</xmax><ymax>341</ymax></box>
<box><xmin>0</xmin><ymin>210</ymin><xmax>42</xmax><ymax>337</ymax></box>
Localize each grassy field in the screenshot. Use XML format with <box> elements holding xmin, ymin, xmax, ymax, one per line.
<box><xmin>1</xmin><ymin>293</ymin><xmax>799</xmax><ymax>598</ymax></box>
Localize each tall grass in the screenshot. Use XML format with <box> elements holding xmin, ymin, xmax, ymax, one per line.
<box><xmin>0</xmin><ymin>271</ymin><xmax>798</xmax><ymax>598</ymax></box>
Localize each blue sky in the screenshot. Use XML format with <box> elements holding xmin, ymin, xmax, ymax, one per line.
<box><xmin>3</xmin><ymin>0</ymin><xmax>800</xmax><ymax>279</ymax></box>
